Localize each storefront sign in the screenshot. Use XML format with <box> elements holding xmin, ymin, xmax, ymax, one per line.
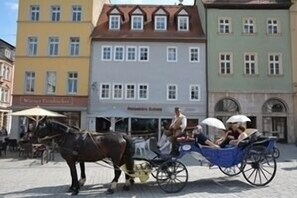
<box><xmin>127</xmin><ymin>106</ymin><xmax>162</xmax><ymax>112</ymax></box>
<box><xmin>19</xmin><ymin>96</ymin><xmax>73</xmax><ymax>106</ymax></box>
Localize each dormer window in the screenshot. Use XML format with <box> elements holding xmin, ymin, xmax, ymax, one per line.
<box><xmin>155</xmin><ymin>16</ymin><xmax>167</xmax><ymax>31</ymax></box>
<box><xmin>178</xmin><ymin>16</ymin><xmax>189</xmax><ymax>31</ymax></box>
<box><xmin>109</xmin><ymin>15</ymin><xmax>120</xmax><ymax>30</ymax></box>
<box><xmin>132</xmin><ymin>15</ymin><xmax>143</xmax><ymax>30</ymax></box>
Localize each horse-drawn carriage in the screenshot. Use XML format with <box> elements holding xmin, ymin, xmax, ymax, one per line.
<box><xmin>35</xmin><ymin>119</ymin><xmax>279</xmax><ymax>195</ymax></box>
<box><xmin>133</xmin><ymin>132</ymin><xmax>279</xmax><ymax>193</ymax></box>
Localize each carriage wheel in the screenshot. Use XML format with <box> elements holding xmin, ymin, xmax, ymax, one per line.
<box><xmin>151</xmin><ymin>156</ymin><xmax>159</xmax><ymax>179</ymax></box>
<box><xmin>156</xmin><ymin>160</ymin><xmax>188</xmax><ymax>193</ymax></box>
<box><xmin>242</xmin><ymin>151</ymin><xmax>277</xmax><ymax>186</ymax></box>
<box><xmin>219</xmin><ymin>163</ymin><xmax>242</xmax><ymax>176</ymax></box>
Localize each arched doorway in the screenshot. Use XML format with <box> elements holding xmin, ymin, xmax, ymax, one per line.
<box><xmin>215</xmin><ymin>98</ymin><xmax>240</xmax><ymax>124</ymax></box>
<box><xmin>262</xmin><ymin>98</ymin><xmax>288</xmax><ymax>143</ymax></box>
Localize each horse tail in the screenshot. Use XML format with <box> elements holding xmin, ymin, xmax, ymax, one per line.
<box><xmin>122</xmin><ymin>134</ymin><xmax>135</xmax><ymax>176</ymax></box>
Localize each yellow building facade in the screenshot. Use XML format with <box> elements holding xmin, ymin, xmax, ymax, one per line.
<box><xmin>12</xmin><ymin>0</ymin><xmax>109</xmax><ymax>139</ymax></box>
<box><xmin>291</xmin><ymin>0</ymin><xmax>297</xmax><ymax>143</ymax></box>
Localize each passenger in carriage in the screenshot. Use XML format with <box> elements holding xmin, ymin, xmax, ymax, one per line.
<box><xmin>215</xmin><ymin>123</ymin><xmax>241</xmax><ymax>148</ymax></box>
<box><xmin>192</xmin><ymin>125</ymin><xmax>220</xmax><ymax>149</ymax></box>
<box><xmin>228</xmin><ymin>125</ymin><xmax>248</xmax><ymax>146</ymax></box>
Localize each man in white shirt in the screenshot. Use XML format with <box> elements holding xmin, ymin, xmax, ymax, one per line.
<box><xmin>167</xmin><ymin>107</ymin><xmax>187</xmax><ymax>155</ymax></box>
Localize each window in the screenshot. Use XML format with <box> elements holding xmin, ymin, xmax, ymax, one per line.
<box><xmin>102</xmin><ymin>46</ymin><xmax>112</xmax><ymax>61</ymax></box>
<box><xmin>0</xmin><ymin>64</ymin><xmax>10</xmax><ymax>80</ymax></box>
<box><xmin>167</xmin><ymin>47</ymin><xmax>177</xmax><ymax>62</ymax></box>
<box><xmin>138</xmin><ymin>84</ymin><xmax>148</xmax><ymax>100</ymax></box>
<box><xmin>70</xmin><ymin>37</ymin><xmax>80</xmax><ymax>56</ymax></box>
<box><xmin>48</xmin><ymin>37</ymin><xmax>59</xmax><ymax>56</ymax></box>
<box><xmin>30</xmin><ymin>5</ymin><xmax>40</xmax><ymax>21</ymax></box>
<box><xmin>25</xmin><ymin>71</ymin><xmax>35</xmax><ymax>93</ymax></box>
<box><xmin>178</xmin><ymin>16</ymin><xmax>189</xmax><ymax>31</ymax></box>
<box><xmin>139</xmin><ymin>46</ymin><xmax>149</xmax><ymax>61</ymax></box>
<box><xmin>67</xmin><ymin>72</ymin><xmax>78</xmax><ymax>94</ymax></box>
<box><xmin>190</xmin><ymin>85</ymin><xmax>200</xmax><ymax>101</ymax></box>
<box><xmin>244</xmin><ymin>53</ymin><xmax>258</xmax><ymax>75</ymax></box>
<box><xmin>131</xmin><ymin>15</ymin><xmax>143</xmax><ymax>30</ymax></box>
<box><xmin>125</xmin><ymin>84</ymin><xmax>136</xmax><ymax>100</ymax></box>
<box><xmin>51</xmin><ymin>6</ymin><xmax>60</xmax><ymax>22</ymax></box>
<box><xmin>218</xmin><ymin>17</ymin><xmax>231</xmax><ymax>33</ymax></box>
<box><xmin>167</xmin><ymin>84</ymin><xmax>177</xmax><ymax>100</ymax></box>
<box><xmin>219</xmin><ymin>53</ymin><xmax>232</xmax><ymax>74</ymax></box>
<box><xmin>113</xmin><ymin>84</ymin><xmax>123</xmax><ymax>99</ymax></box>
<box><xmin>267</xmin><ymin>19</ymin><xmax>279</xmax><ymax>35</ymax></box>
<box><xmin>109</xmin><ymin>15</ymin><xmax>120</xmax><ymax>30</ymax></box>
<box><xmin>27</xmin><ymin>37</ymin><xmax>38</xmax><ymax>56</ymax></box>
<box><xmin>114</xmin><ymin>46</ymin><xmax>124</xmax><ymax>61</ymax></box>
<box><xmin>46</xmin><ymin>71</ymin><xmax>56</xmax><ymax>94</ymax></box>
<box><xmin>126</xmin><ymin>46</ymin><xmax>136</xmax><ymax>61</ymax></box>
<box><xmin>243</xmin><ymin>18</ymin><xmax>255</xmax><ymax>34</ymax></box>
<box><xmin>155</xmin><ymin>16</ymin><xmax>167</xmax><ymax>31</ymax></box>
<box><xmin>268</xmin><ymin>53</ymin><xmax>282</xmax><ymax>75</ymax></box>
<box><xmin>100</xmin><ymin>83</ymin><xmax>111</xmax><ymax>99</ymax></box>
<box><xmin>72</xmin><ymin>5</ymin><xmax>82</xmax><ymax>22</ymax></box>
<box><xmin>0</xmin><ymin>88</ymin><xmax>9</xmax><ymax>103</ymax></box>
<box><xmin>4</xmin><ymin>49</ymin><xmax>11</xmax><ymax>59</ymax></box>
<box><xmin>189</xmin><ymin>47</ymin><xmax>200</xmax><ymax>62</ymax></box>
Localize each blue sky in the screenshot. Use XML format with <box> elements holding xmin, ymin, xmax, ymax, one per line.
<box><xmin>0</xmin><ymin>0</ymin><xmax>194</xmax><ymax>46</ymax></box>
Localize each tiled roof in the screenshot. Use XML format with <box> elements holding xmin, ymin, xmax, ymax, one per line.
<box><xmin>201</xmin><ymin>0</ymin><xmax>292</xmax><ymax>9</ymax></box>
<box><xmin>91</xmin><ymin>4</ymin><xmax>206</xmax><ymax>42</ymax></box>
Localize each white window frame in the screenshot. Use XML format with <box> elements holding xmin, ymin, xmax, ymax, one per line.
<box><xmin>51</xmin><ymin>5</ymin><xmax>60</xmax><ymax>22</ymax></box>
<box><xmin>178</xmin><ymin>16</ymin><xmax>189</xmax><ymax>31</ymax></box>
<box><xmin>167</xmin><ymin>47</ymin><xmax>177</xmax><ymax>62</ymax></box>
<box><xmin>244</xmin><ymin>53</ymin><xmax>258</xmax><ymax>75</ymax></box>
<box><xmin>25</xmin><ymin>71</ymin><xmax>35</xmax><ymax>93</ymax></box>
<box><xmin>268</xmin><ymin>53</ymin><xmax>283</xmax><ymax>75</ymax></box>
<box><xmin>48</xmin><ymin>37</ymin><xmax>59</xmax><ymax>56</ymax></box>
<box><xmin>155</xmin><ymin>16</ymin><xmax>167</xmax><ymax>31</ymax></box>
<box><xmin>67</xmin><ymin>72</ymin><xmax>78</xmax><ymax>94</ymax></box>
<box><xmin>72</xmin><ymin>5</ymin><xmax>82</xmax><ymax>22</ymax></box>
<box><xmin>219</xmin><ymin>52</ymin><xmax>233</xmax><ymax>75</ymax></box>
<box><xmin>138</xmin><ymin>84</ymin><xmax>149</xmax><ymax>100</ymax></box>
<box><xmin>243</xmin><ymin>17</ymin><xmax>255</xmax><ymax>34</ymax></box>
<box><xmin>189</xmin><ymin>84</ymin><xmax>200</xmax><ymax>101</ymax></box>
<box><xmin>100</xmin><ymin>83</ymin><xmax>111</xmax><ymax>100</ymax></box>
<box><xmin>131</xmin><ymin>15</ymin><xmax>143</xmax><ymax>30</ymax></box>
<box><xmin>267</xmin><ymin>18</ymin><xmax>280</xmax><ymax>35</ymax></box>
<box><xmin>70</xmin><ymin>37</ymin><xmax>80</xmax><ymax>56</ymax></box>
<box><xmin>114</xmin><ymin>46</ymin><xmax>124</xmax><ymax>61</ymax></box>
<box><xmin>101</xmin><ymin>46</ymin><xmax>112</xmax><ymax>61</ymax></box>
<box><xmin>4</xmin><ymin>49</ymin><xmax>11</xmax><ymax>59</ymax></box>
<box><xmin>126</xmin><ymin>46</ymin><xmax>137</xmax><ymax>61</ymax></box>
<box><xmin>218</xmin><ymin>17</ymin><xmax>231</xmax><ymax>34</ymax></box>
<box><xmin>125</xmin><ymin>84</ymin><xmax>136</xmax><ymax>100</ymax></box>
<box><xmin>113</xmin><ymin>83</ymin><xmax>123</xmax><ymax>100</ymax></box>
<box><xmin>167</xmin><ymin>84</ymin><xmax>178</xmax><ymax>101</ymax></box>
<box><xmin>46</xmin><ymin>71</ymin><xmax>56</xmax><ymax>94</ymax></box>
<box><xmin>27</xmin><ymin>37</ymin><xmax>38</xmax><ymax>56</ymax></box>
<box><xmin>189</xmin><ymin>47</ymin><xmax>200</xmax><ymax>63</ymax></box>
<box><xmin>109</xmin><ymin>15</ymin><xmax>120</xmax><ymax>30</ymax></box>
<box><xmin>30</xmin><ymin>5</ymin><xmax>40</xmax><ymax>21</ymax></box>
<box><xmin>139</xmin><ymin>46</ymin><xmax>149</xmax><ymax>62</ymax></box>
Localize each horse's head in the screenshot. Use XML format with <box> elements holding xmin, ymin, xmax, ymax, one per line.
<box><xmin>35</xmin><ymin>119</ymin><xmax>72</xmax><ymax>142</ymax></box>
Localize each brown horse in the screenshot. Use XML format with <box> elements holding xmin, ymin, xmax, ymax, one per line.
<box><xmin>35</xmin><ymin>119</ymin><xmax>135</xmax><ymax>195</ymax></box>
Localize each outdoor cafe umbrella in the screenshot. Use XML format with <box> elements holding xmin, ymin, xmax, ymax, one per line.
<box><xmin>201</xmin><ymin>117</ymin><xmax>226</xmax><ymax>130</ymax></box>
<box><xmin>10</xmin><ymin>106</ymin><xmax>65</xmax><ymax>124</ymax></box>
<box><xmin>226</xmin><ymin>114</ymin><xmax>251</xmax><ymax>123</ymax></box>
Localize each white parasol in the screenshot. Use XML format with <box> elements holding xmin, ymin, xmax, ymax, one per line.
<box><xmin>10</xmin><ymin>106</ymin><xmax>65</xmax><ymax>124</ymax></box>
<box><xmin>201</xmin><ymin>117</ymin><xmax>226</xmax><ymax>130</ymax></box>
<box><xmin>226</xmin><ymin>114</ymin><xmax>251</xmax><ymax>123</ymax></box>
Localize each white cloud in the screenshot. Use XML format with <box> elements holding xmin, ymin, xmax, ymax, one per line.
<box><xmin>5</xmin><ymin>1</ymin><xmax>19</xmax><ymax>11</ymax></box>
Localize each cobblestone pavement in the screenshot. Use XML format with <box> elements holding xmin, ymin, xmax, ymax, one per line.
<box><xmin>0</xmin><ymin>143</ymin><xmax>296</xmax><ymax>198</ymax></box>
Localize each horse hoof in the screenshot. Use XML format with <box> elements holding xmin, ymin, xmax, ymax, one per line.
<box><xmin>123</xmin><ymin>185</ymin><xmax>130</xmax><ymax>191</ymax></box>
<box><xmin>67</xmin><ymin>187</ymin><xmax>74</xmax><ymax>193</ymax></box>
<box><xmin>130</xmin><ymin>179</ymin><xmax>135</xmax><ymax>186</ymax></box>
<box><xmin>71</xmin><ymin>190</ymin><xmax>79</xmax><ymax>196</ymax></box>
<box><xmin>106</xmin><ymin>188</ymin><xmax>114</xmax><ymax>194</ymax></box>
